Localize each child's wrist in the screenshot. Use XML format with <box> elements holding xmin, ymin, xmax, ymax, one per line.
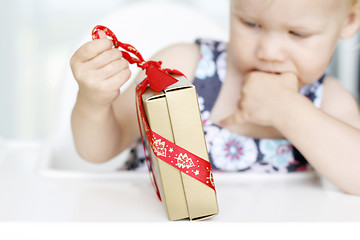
<box><xmin>75</xmin><ymin>93</ymin><xmax>114</xmax><ymax>121</ymax></box>
<box><xmin>271</xmin><ymin>92</ymin><xmax>313</xmax><ymax>131</ymax></box>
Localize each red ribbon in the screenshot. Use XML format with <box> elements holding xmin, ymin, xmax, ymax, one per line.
<box><xmin>92</xmin><ymin>25</ymin><xmax>181</xmax><ymax>92</ymax></box>
<box><xmin>92</xmin><ymin>25</ymin><xmax>216</xmax><ymax>201</ymax></box>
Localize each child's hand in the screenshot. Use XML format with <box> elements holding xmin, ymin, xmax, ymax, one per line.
<box><xmin>70</xmin><ymin>30</ymin><xmax>131</xmax><ymax>107</ymax></box>
<box><xmin>220</xmin><ymin>71</ymin><xmax>299</xmax><ymax>127</ymax></box>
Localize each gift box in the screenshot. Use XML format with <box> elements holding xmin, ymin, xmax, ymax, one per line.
<box><xmin>91</xmin><ymin>25</ymin><xmax>218</xmax><ymax>221</ymax></box>
<box><xmin>140</xmin><ymin>75</ymin><xmax>219</xmax><ymax>221</ymax></box>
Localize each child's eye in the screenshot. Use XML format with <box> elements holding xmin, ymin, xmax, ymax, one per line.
<box><xmin>289</xmin><ymin>31</ymin><xmax>308</xmax><ymax>38</ymax></box>
<box><xmin>244</xmin><ymin>21</ymin><xmax>260</xmax><ymax>28</ymax></box>
<box><xmin>237</xmin><ymin>16</ymin><xmax>260</xmax><ymax>28</ymax></box>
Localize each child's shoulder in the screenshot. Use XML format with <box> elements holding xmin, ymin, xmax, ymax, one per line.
<box><xmin>150</xmin><ymin>42</ymin><xmax>201</xmax><ymax>81</ymax></box>
<box><xmin>321</xmin><ymin>76</ymin><xmax>360</xmax><ymax>128</ymax></box>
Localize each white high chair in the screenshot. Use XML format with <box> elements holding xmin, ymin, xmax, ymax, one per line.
<box><xmin>39</xmin><ymin>0</ymin><xmax>228</xmax><ymax>176</ymax></box>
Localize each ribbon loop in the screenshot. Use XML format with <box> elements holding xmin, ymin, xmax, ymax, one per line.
<box><xmin>92</xmin><ymin>25</ymin><xmax>182</xmax><ymax>92</ymax></box>
<box><xmin>92</xmin><ymin>25</ymin><xmax>145</xmax><ymax>65</ymax></box>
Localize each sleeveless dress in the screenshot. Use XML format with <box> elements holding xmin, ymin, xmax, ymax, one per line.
<box><xmin>121</xmin><ymin>38</ymin><xmax>325</xmax><ymax>173</ymax></box>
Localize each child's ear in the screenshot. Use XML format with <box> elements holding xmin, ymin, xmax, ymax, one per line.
<box><xmin>340</xmin><ymin>2</ymin><xmax>360</xmax><ymax>39</ymax></box>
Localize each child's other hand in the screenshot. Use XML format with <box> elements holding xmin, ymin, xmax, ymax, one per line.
<box><xmin>70</xmin><ymin>30</ymin><xmax>131</xmax><ymax>107</ymax></box>
<box><xmin>220</xmin><ymin>71</ymin><xmax>299</xmax><ymax>127</ymax></box>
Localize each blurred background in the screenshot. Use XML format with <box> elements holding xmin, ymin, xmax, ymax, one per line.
<box><xmin>0</xmin><ymin>0</ymin><xmax>359</xmax><ymax>142</ymax></box>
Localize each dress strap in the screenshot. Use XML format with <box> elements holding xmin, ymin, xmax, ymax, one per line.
<box><xmin>299</xmin><ymin>74</ymin><xmax>326</xmax><ymax>108</ymax></box>
<box><xmin>193</xmin><ymin>38</ymin><xmax>227</xmax><ymax>112</ymax></box>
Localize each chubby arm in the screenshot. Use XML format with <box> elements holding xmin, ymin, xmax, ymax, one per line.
<box><xmin>221</xmin><ymin>72</ymin><xmax>360</xmax><ymax>195</ymax></box>
<box><xmin>278</xmin><ymin>77</ymin><xmax>360</xmax><ymax>195</ymax></box>
<box><xmin>71</xmin><ymin>38</ymin><xmax>200</xmax><ymax>163</ymax></box>
<box><xmin>70</xmin><ymin>31</ymin><xmax>133</xmax><ymax>163</ymax></box>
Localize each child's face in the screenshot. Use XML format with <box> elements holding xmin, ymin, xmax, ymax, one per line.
<box><xmin>229</xmin><ymin>0</ymin><xmax>355</xmax><ymax>86</ymax></box>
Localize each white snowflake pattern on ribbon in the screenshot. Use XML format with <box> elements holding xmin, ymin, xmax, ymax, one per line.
<box><xmin>152</xmin><ymin>138</ymin><xmax>167</xmax><ymax>157</ymax></box>
<box><xmin>206</xmin><ymin>171</ymin><xmax>215</xmax><ymax>186</ymax></box>
<box><xmin>175</xmin><ymin>153</ymin><xmax>195</xmax><ymax>169</ymax></box>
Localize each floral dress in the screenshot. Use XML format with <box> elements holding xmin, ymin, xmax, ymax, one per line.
<box><xmin>122</xmin><ymin>38</ymin><xmax>325</xmax><ymax>173</ymax></box>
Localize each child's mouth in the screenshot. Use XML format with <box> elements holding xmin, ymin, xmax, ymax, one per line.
<box><xmin>255</xmin><ymin>69</ymin><xmax>282</xmax><ymax>75</ymax></box>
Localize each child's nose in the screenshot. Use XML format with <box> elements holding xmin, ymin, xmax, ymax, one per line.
<box><xmin>256</xmin><ymin>33</ymin><xmax>287</xmax><ymax>63</ymax></box>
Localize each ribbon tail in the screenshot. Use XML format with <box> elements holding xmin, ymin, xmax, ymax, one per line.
<box><xmin>136</xmin><ymin>78</ymin><xmax>162</xmax><ymax>201</ymax></box>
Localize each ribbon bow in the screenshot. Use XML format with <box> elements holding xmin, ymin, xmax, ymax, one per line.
<box><xmin>92</xmin><ymin>25</ymin><xmax>183</xmax><ymax>92</ymax></box>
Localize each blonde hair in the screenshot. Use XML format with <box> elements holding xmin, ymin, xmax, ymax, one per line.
<box><xmin>231</xmin><ymin>0</ymin><xmax>360</xmax><ymax>10</ymax></box>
